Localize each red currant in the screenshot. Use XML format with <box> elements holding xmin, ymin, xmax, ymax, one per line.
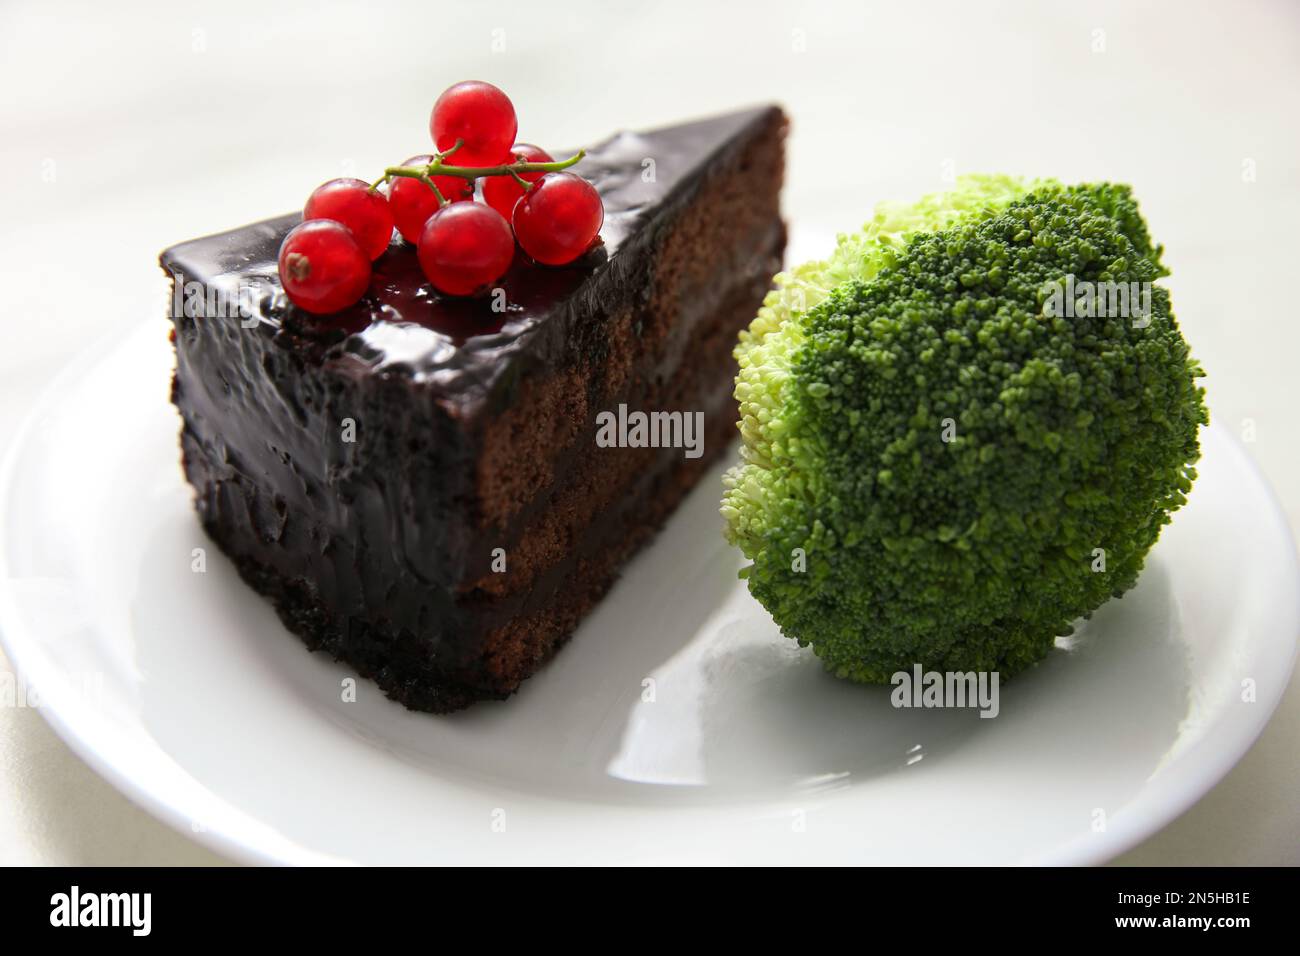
<box><xmin>278</xmin><ymin>220</ymin><xmax>370</xmax><ymax>314</ymax></box>
<box><xmin>388</xmin><ymin>155</ymin><xmax>474</xmax><ymax>244</ymax></box>
<box><xmin>512</xmin><ymin>172</ymin><xmax>604</xmax><ymax>266</ymax></box>
<box><xmin>303</xmin><ymin>178</ymin><xmax>394</xmax><ymax>260</ymax></box>
<box><xmin>417</xmin><ymin>202</ymin><xmax>515</xmax><ymax>297</ymax></box>
<box><xmin>430</xmin><ymin>81</ymin><xmax>517</xmax><ymax>167</ymax></box>
<box><xmin>482</xmin><ymin>144</ymin><xmax>553</xmax><ymax>220</ymax></box>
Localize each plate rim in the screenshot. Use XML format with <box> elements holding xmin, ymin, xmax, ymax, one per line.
<box><xmin>2</xmin><ymin>320</ymin><xmax>1297</xmax><ymax>866</ymax></box>
<box><xmin>0</xmin><ymin>322</ymin><xmax>306</xmax><ymax>865</ymax></box>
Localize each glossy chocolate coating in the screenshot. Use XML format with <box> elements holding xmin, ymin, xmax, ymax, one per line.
<box><xmin>162</xmin><ymin>105</ymin><xmax>782</xmax><ymax>420</ymax></box>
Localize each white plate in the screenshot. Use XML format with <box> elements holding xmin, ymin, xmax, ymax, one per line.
<box><xmin>1</xmin><ymin>319</ymin><xmax>1297</xmax><ymax>866</ymax></box>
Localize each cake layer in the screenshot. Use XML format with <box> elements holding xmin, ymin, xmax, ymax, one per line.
<box><xmin>199</xmin><ymin>310</ymin><xmax>746</xmax><ymax>711</ymax></box>
<box><xmin>462</xmin><ymin>258</ymin><xmax>779</xmax><ymax>600</ymax></box>
<box><xmin>164</xmin><ymin>106</ymin><xmax>787</xmax><ymax>711</ymax></box>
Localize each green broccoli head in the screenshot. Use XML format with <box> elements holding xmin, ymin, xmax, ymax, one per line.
<box><xmin>722</xmin><ymin>175</ymin><xmax>1207</xmax><ymax>681</ymax></box>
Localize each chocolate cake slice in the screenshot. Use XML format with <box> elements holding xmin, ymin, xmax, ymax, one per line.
<box><xmin>162</xmin><ymin>105</ymin><xmax>786</xmax><ymax>712</ymax></box>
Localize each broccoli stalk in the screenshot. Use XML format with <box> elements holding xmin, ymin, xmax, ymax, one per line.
<box><xmin>722</xmin><ymin>175</ymin><xmax>1207</xmax><ymax>681</ymax></box>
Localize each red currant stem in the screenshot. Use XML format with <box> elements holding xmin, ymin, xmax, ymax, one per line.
<box><xmin>508</xmin><ymin>168</ymin><xmax>533</xmax><ymax>192</ymax></box>
<box><xmin>368</xmin><ymin>140</ymin><xmax>469</xmax><ymax>194</ymax></box>
<box><xmin>421</xmin><ymin>174</ymin><xmax>449</xmax><ymax>207</ymax></box>
<box><xmin>378</xmin><ymin>149</ymin><xmax>586</xmax><ymax>187</ymax></box>
<box><xmin>437</xmin><ymin>139</ymin><xmax>465</xmax><ymax>162</ymax></box>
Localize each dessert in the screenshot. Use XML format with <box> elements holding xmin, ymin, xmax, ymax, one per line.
<box><xmin>163</xmin><ymin>95</ymin><xmax>787</xmax><ymax>712</ymax></box>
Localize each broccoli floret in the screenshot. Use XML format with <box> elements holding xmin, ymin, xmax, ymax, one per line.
<box><xmin>722</xmin><ymin>175</ymin><xmax>1207</xmax><ymax>681</ymax></box>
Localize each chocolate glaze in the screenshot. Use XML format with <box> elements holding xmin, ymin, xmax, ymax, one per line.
<box><xmin>162</xmin><ymin>105</ymin><xmax>782</xmax><ymax>420</ymax></box>
<box><xmin>162</xmin><ymin>105</ymin><xmax>787</xmax><ymax>711</ymax></box>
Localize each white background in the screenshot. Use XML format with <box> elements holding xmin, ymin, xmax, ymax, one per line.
<box><xmin>0</xmin><ymin>0</ymin><xmax>1296</xmax><ymax>864</ymax></box>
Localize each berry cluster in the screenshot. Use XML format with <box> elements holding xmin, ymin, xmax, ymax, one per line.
<box><xmin>278</xmin><ymin>81</ymin><xmax>604</xmax><ymax>315</ymax></box>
